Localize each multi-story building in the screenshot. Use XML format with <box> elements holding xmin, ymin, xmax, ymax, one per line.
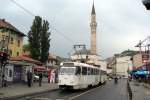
<box><xmin>0</xmin><ymin>19</ymin><xmax>25</xmax><ymax>57</ymax></box>
<box><xmin>115</xmin><ymin>56</ymin><xmax>132</xmax><ymax>77</ymax></box>
<box><xmin>132</xmin><ymin>53</ymin><xmax>143</xmax><ymax>68</ymax></box>
<box><xmin>46</xmin><ymin>53</ymin><xmax>63</xmax><ymax>69</ymax></box>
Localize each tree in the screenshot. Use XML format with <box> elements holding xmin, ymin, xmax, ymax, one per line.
<box><xmin>23</xmin><ymin>44</ymin><xmax>30</xmax><ymax>55</ymax></box>
<box><xmin>23</xmin><ymin>44</ymin><xmax>30</xmax><ymax>51</ymax></box>
<box><xmin>40</xmin><ymin>20</ymin><xmax>51</xmax><ymax>63</ymax></box>
<box><xmin>28</xmin><ymin>16</ymin><xmax>42</xmax><ymax>60</ymax></box>
<box><xmin>28</xmin><ymin>16</ymin><xmax>51</xmax><ymax>63</ymax></box>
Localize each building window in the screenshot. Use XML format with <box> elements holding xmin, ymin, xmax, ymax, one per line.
<box><xmin>18</xmin><ymin>40</ymin><xmax>20</xmax><ymax>47</ymax></box>
<box><xmin>10</xmin><ymin>37</ymin><xmax>13</xmax><ymax>44</ymax></box>
<box><xmin>17</xmin><ymin>52</ymin><xmax>19</xmax><ymax>56</ymax></box>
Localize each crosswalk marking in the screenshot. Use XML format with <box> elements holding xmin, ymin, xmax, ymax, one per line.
<box><xmin>31</xmin><ymin>97</ymin><xmax>51</xmax><ymax>100</ymax></box>
<box><xmin>31</xmin><ymin>98</ymin><xmax>64</xmax><ymax>100</ymax></box>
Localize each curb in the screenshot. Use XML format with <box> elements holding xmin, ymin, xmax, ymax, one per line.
<box><xmin>1</xmin><ymin>88</ymin><xmax>59</xmax><ymax>100</ymax></box>
<box><xmin>127</xmin><ymin>80</ymin><xmax>132</xmax><ymax>100</ymax></box>
<box><xmin>143</xmin><ymin>83</ymin><xmax>150</xmax><ymax>89</ymax></box>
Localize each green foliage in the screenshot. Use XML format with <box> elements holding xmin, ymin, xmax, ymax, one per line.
<box><xmin>40</xmin><ymin>20</ymin><xmax>51</xmax><ymax>63</ymax></box>
<box><xmin>23</xmin><ymin>44</ymin><xmax>30</xmax><ymax>51</ymax></box>
<box><xmin>28</xmin><ymin>16</ymin><xmax>42</xmax><ymax>60</ymax></box>
<box><xmin>28</xmin><ymin>16</ymin><xmax>51</xmax><ymax>63</ymax></box>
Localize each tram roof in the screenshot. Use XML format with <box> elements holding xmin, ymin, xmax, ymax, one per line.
<box><xmin>61</xmin><ymin>62</ymin><xmax>100</xmax><ymax>69</ymax></box>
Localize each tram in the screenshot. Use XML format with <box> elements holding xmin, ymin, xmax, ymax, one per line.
<box><xmin>58</xmin><ymin>62</ymin><xmax>107</xmax><ymax>90</ymax></box>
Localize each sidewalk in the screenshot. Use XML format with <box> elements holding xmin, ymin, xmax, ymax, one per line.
<box><xmin>0</xmin><ymin>80</ymin><xmax>59</xmax><ymax>100</ymax></box>
<box><xmin>129</xmin><ymin>80</ymin><xmax>150</xmax><ymax>100</ymax></box>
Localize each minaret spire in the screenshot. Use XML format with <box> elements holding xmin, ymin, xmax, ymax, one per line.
<box><xmin>92</xmin><ymin>1</ymin><xmax>95</xmax><ymax>15</ymax></box>
<box><xmin>90</xmin><ymin>0</ymin><xmax>97</xmax><ymax>55</ymax></box>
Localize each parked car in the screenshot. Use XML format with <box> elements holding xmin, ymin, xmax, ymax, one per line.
<box><xmin>123</xmin><ymin>76</ymin><xmax>128</xmax><ymax>79</ymax></box>
<box><xmin>34</xmin><ymin>74</ymin><xmax>39</xmax><ymax>82</ymax></box>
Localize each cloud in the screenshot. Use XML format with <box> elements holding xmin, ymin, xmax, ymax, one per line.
<box><xmin>1</xmin><ymin>0</ymin><xmax>150</xmax><ymax>58</ymax></box>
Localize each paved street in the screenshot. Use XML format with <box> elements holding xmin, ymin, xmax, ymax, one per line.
<box><xmin>16</xmin><ymin>79</ymin><xmax>127</xmax><ymax>100</ymax></box>
<box><xmin>72</xmin><ymin>79</ymin><xmax>127</xmax><ymax>100</ymax></box>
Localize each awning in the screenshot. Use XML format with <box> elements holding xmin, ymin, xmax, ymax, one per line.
<box><xmin>10</xmin><ymin>55</ymin><xmax>42</xmax><ymax>65</ymax></box>
<box><xmin>34</xmin><ymin>66</ymin><xmax>46</xmax><ymax>71</ymax></box>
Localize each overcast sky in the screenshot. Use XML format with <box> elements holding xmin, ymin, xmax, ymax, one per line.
<box><xmin>1</xmin><ymin>0</ymin><xmax>150</xmax><ymax>59</ymax></box>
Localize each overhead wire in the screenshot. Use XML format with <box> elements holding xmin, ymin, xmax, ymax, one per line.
<box><xmin>9</xmin><ymin>0</ymin><xmax>76</xmax><ymax>44</ymax></box>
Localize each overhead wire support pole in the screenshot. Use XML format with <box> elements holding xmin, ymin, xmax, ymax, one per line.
<box><xmin>73</xmin><ymin>44</ymin><xmax>87</xmax><ymax>63</ymax></box>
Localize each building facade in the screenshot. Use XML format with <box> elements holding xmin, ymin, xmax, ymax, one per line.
<box><xmin>46</xmin><ymin>53</ymin><xmax>63</xmax><ymax>69</ymax></box>
<box><xmin>115</xmin><ymin>56</ymin><xmax>132</xmax><ymax>77</ymax></box>
<box><xmin>132</xmin><ymin>53</ymin><xmax>143</xmax><ymax>68</ymax></box>
<box><xmin>5</xmin><ymin>61</ymin><xmax>34</xmax><ymax>83</ymax></box>
<box><xmin>0</xmin><ymin>19</ymin><xmax>25</xmax><ymax>57</ymax></box>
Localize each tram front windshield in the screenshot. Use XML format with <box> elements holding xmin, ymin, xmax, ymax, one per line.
<box><xmin>59</xmin><ymin>66</ymin><xmax>81</xmax><ymax>75</ymax></box>
<box><xmin>59</xmin><ymin>67</ymin><xmax>76</xmax><ymax>75</ymax></box>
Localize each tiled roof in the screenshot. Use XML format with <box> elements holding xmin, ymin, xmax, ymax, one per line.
<box><xmin>0</xmin><ymin>19</ymin><xmax>25</xmax><ymax>36</ymax></box>
<box><xmin>10</xmin><ymin>55</ymin><xmax>42</xmax><ymax>65</ymax></box>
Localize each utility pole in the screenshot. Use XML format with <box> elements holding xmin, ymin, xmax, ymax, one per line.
<box><xmin>73</xmin><ymin>44</ymin><xmax>88</xmax><ymax>63</ymax></box>
<box><xmin>0</xmin><ymin>30</ymin><xmax>10</xmax><ymax>87</ymax></box>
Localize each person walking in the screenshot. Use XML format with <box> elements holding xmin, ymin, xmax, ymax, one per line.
<box><xmin>27</xmin><ymin>70</ymin><xmax>32</xmax><ymax>87</ymax></box>
<box><xmin>39</xmin><ymin>72</ymin><xmax>43</xmax><ymax>87</ymax></box>
<box><xmin>48</xmin><ymin>70</ymin><xmax>51</xmax><ymax>83</ymax></box>
<box><xmin>2</xmin><ymin>75</ymin><xmax>7</xmax><ymax>87</ymax></box>
<box><xmin>50</xmin><ymin>70</ymin><xmax>55</xmax><ymax>83</ymax></box>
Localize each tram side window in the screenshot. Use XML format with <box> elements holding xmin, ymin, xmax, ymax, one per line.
<box><xmin>92</xmin><ymin>69</ymin><xmax>94</xmax><ymax>75</ymax></box>
<box><xmin>88</xmin><ymin>68</ymin><xmax>91</xmax><ymax>75</ymax></box>
<box><xmin>93</xmin><ymin>69</ymin><xmax>96</xmax><ymax>75</ymax></box>
<box><xmin>98</xmin><ymin>70</ymin><xmax>100</xmax><ymax>75</ymax></box>
<box><xmin>76</xmin><ymin>66</ymin><xmax>81</xmax><ymax>75</ymax></box>
<box><xmin>95</xmin><ymin>69</ymin><xmax>97</xmax><ymax>75</ymax></box>
<box><xmin>82</xmin><ymin>67</ymin><xmax>87</xmax><ymax>75</ymax></box>
<box><xmin>97</xmin><ymin>69</ymin><xmax>99</xmax><ymax>75</ymax></box>
<box><xmin>93</xmin><ymin>68</ymin><xmax>95</xmax><ymax>75</ymax></box>
<box><xmin>101</xmin><ymin>70</ymin><xmax>105</xmax><ymax>75</ymax></box>
<box><xmin>90</xmin><ymin>68</ymin><xmax>93</xmax><ymax>75</ymax></box>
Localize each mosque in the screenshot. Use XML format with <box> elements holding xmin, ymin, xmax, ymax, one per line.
<box><xmin>71</xmin><ymin>2</ymin><xmax>107</xmax><ymax>70</ymax></box>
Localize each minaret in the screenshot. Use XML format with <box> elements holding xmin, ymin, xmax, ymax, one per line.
<box><xmin>90</xmin><ymin>2</ymin><xmax>97</xmax><ymax>55</ymax></box>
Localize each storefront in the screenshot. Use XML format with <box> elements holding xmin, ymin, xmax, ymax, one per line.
<box><xmin>5</xmin><ymin>61</ymin><xmax>34</xmax><ymax>83</ymax></box>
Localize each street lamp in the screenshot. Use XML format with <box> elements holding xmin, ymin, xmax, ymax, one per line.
<box><xmin>142</xmin><ymin>0</ymin><xmax>150</xmax><ymax>84</ymax></box>
<box><xmin>142</xmin><ymin>0</ymin><xmax>150</xmax><ymax>10</ymax></box>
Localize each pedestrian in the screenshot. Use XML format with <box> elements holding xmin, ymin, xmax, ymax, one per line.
<box><xmin>39</xmin><ymin>72</ymin><xmax>43</xmax><ymax>86</ymax></box>
<box><xmin>2</xmin><ymin>75</ymin><xmax>6</xmax><ymax>87</ymax></box>
<box><xmin>48</xmin><ymin>70</ymin><xmax>51</xmax><ymax>83</ymax></box>
<box><xmin>55</xmin><ymin>69</ymin><xmax>58</xmax><ymax>83</ymax></box>
<box><xmin>50</xmin><ymin>70</ymin><xmax>55</xmax><ymax>83</ymax></box>
<box><xmin>27</xmin><ymin>70</ymin><xmax>32</xmax><ymax>87</ymax></box>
